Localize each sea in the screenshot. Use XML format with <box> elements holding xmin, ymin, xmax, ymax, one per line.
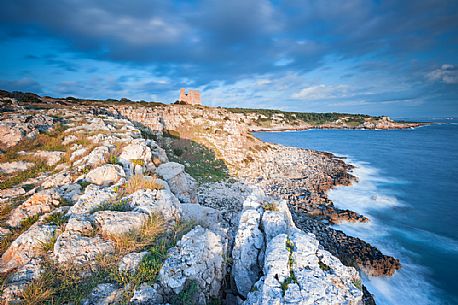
<box><xmin>255</xmin><ymin>118</ymin><xmax>458</xmax><ymax>305</ymax></box>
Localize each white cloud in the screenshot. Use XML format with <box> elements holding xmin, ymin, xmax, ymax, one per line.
<box><xmin>427</xmin><ymin>64</ymin><xmax>458</xmax><ymax>84</ymax></box>
<box><xmin>291</xmin><ymin>84</ymin><xmax>350</xmax><ymax>100</ymax></box>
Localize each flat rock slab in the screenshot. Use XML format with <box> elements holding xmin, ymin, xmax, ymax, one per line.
<box><xmin>93</xmin><ymin>211</ymin><xmax>148</xmax><ymax>237</ymax></box>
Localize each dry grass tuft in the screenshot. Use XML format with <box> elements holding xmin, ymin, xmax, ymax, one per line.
<box><xmin>109</xmin><ymin>214</ymin><xmax>165</xmax><ymax>254</ymax></box>
<box><xmin>123</xmin><ymin>174</ymin><xmax>163</xmax><ymax>195</ymax></box>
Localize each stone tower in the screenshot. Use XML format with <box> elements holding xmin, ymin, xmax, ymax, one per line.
<box><xmin>179</xmin><ymin>88</ymin><xmax>201</xmax><ymax>105</ymax></box>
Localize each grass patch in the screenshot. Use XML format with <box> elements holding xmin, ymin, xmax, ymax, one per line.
<box><xmin>43</xmin><ymin>212</ymin><xmax>68</xmax><ymax>227</ymax></box>
<box><xmin>108</xmin><ymin>214</ymin><xmax>166</xmax><ymax>255</ymax></box>
<box><xmin>21</xmin><ymin>260</ymin><xmax>111</xmax><ymax>305</ymax></box>
<box><xmin>77</xmin><ymin>180</ymin><xmax>91</xmax><ymax>190</ymax></box>
<box><xmin>122</xmin><ymin>174</ymin><xmax>163</xmax><ymax>195</ymax></box>
<box><xmin>281</xmin><ymin>237</ymin><xmax>298</xmax><ymax>296</ymax></box>
<box><xmin>352</xmin><ymin>279</ymin><xmax>362</xmax><ymax>290</ymax></box>
<box><xmin>161</xmin><ymin>135</ymin><xmax>229</xmax><ymax>183</ymax></box>
<box><xmin>131</xmin><ymin>159</ymin><xmax>145</xmax><ymax>166</ymax></box>
<box><xmin>109</xmin><ymin>219</ymin><xmax>195</xmax><ymax>302</ymax></box>
<box><xmin>92</xmin><ymin>199</ymin><xmax>133</xmax><ymax>213</ymax></box>
<box><xmin>319</xmin><ymin>261</ymin><xmax>332</xmax><ymax>272</ymax></box>
<box><xmin>170</xmin><ymin>280</ymin><xmax>199</xmax><ymax>305</ymax></box>
<box><xmin>263</xmin><ymin>202</ymin><xmax>278</xmax><ymax>211</ymax></box>
<box><xmin>0</xmin><ymin>160</ymin><xmax>54</xmax><ymax>189</ymax></box>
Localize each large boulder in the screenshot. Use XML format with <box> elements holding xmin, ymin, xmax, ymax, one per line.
<box><xmin>119</xmin><ymin>141</ymin><xmax>152</xmax><ymax>164</ymax></box>
<box><xmin>0</xmin><ymin>224</ymin><xmax>57</xmax><ymax>273</ymax></box>
<box><xmin>85</xmin><ymin>164</ymin><xmax>125</xmax><ymax>186</ymax></box>
<box><xmin>156</xmin><ymin>162</ymin><xmax>197</xmax><ymax>204</ymax></box>
<box><xmin>159</xmin><ymin>226</ymin><xmax>226</xmax><ymax>303</ymax></box>
<box><xmin>127</xmin><ymin>189</ymin><xmax>181</xmax><ymax>223</ymax></box>
<box><xmin>93</xmin><ymin>211</ymin><xmax>148</xmax><ymax>237</ymax></box>
<box><xmin>180</xmin><ymin>204</ymin><xmax>221</xmax><ymax>230</ymax></box>
<box><xmin>0</xmin><ymin>123</ymin><xmax>37</xmax><ymax>148</ymax></box>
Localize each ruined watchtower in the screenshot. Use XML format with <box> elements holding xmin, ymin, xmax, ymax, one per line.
<box><xmin>179</xmin><ymin>88</ymin><xmax>201</xmax><ymax>105</ymax></box>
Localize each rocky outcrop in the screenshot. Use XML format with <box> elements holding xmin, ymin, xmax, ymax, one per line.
<box><xmin>158</xmin><ymin>226</ymin><xmax>226</xmax><ymax>302</ymax></box>
<box><xmin>127</xmin><ymin>189</ymin><xmax>181</xmax><ymax>222</ymax></box>
<box><xmin>156</xmin><ymin>162</ymin><xmax>197</xmax><ymax>204</ymax></box>
<box><xmin>232</xmin><ymin>190</ymin><xmax>364</xmax><ymax>305</ymax></box>
<box><xmin>7</xmin><ymin>190</ymin><xmax>61</xmax><ymax>227</ymax></box>
<box><xmin>85</xmin><ymin>164</ymin><xmax>126</xmax><ymax>186</ymax></box>
<box><xmin>0</xmin><ymin>224</ymin><xmax>57</xmax><ymax>273</ymax></box>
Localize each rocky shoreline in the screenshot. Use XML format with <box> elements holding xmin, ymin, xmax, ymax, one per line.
<box><xmin>0</xmin><ymin>94</ymin><xmax>412</xmax><ymax>304</ymax></box>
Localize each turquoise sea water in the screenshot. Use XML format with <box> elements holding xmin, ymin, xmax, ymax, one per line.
<box><xmin>255</xmin><ymin>120</ymin><xmax>458</xmax><ymax>305</ymax></box>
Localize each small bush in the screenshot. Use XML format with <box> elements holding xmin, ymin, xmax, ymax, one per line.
<box><xmin>171</xmin><ymin>280</ymin><xmax>199</xmax><ymax>305</ymax></box>
<box><xmin>78</xmin><ymin>180</ymin><xmax>91</xmax><ymax>190</ymax></box>
<box><xmin>108</xmin><ymin>154</ymin><xmax>118</xmax><ymax>165</ymax></box>
<box><xmin>44</xmin><ymin>212</ymin><xmax>68</xmax><ymax>227</ymax></box>
<box><xmin>352</xmin><ymin>279</ymin><xmax>362</xmax><ymax>290</ymax></box>
<box><xmin>109</xmin><ymin>214</ymin><xmax>165</xmax><ymax>254</ymax></box>
<box><xmin>92</xmin><ymin>199</ymin><xmax>133</xmax><ymax>213</ymax></box>
<box><xmin>123</xmin><ymin>174</ymin><xmax>163</xmax><ymax>195</ymax></box>
<box><xmin>131</xmin><ymin>159</ymin><xmax>145</xmax><ymax>166</ymax></box>
<box><xmin>319</xmin><ymin>261</ymin><xmax>331</xmax><ymax>272</ymax></box>
<box><xmin>263</xmin><ymin>202</ymin><xmax>279</xmax><ymax>212</ymax></box>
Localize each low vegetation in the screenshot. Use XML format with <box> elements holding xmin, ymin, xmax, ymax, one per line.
<box><xmin>263</xmin><ymin>202</ymin><xmax>279</xmax><ymax>211</ymax></box>
<box><xmin>281</xmin><ymin>237</ymin><xmax>298</xmax><ymax>295</ymax></box>
<box><xmin>225</xmin><ymin>107</ymin><xmax>373</xmax><ymax>126</ymax></box>
<box><xmin>122</xmin><ymin>174</ymin><xmax>163</xmax><ymax>195</ymax></box>
<box><xmin>161</xmin><ymin>135</ymin><xmax>229</xmax><ymax>183</ymax></box>
<box><xmin>18</xmin><ymin>215</ymin><xmax>195</xmax><ymax>304</ymax></box>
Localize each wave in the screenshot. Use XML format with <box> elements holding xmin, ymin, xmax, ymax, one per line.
<box><xmin>330</xmin><ymin>159</ymin><xmax>451</xmax><ymax>305</ymax></box>
<box><xmin>328</xmin><ymin>159</ymin><xmax>404</xmax><ymax>216</ymax></box>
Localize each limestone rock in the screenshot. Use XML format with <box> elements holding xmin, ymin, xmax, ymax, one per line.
<box><xmin>232</xmin><ymin>209</ymin><xmax>264</xmax><ymax>297</ymax></box>
<box><xmin>0</xmin><ymin>187</ymin><xmax>25</xmax><ymax>200</ymax></box>
<box><xmin>180</xmin><ymin>203</ymin><xmax>220</xmax><ymax>230</ymax></box>
<box><xmin>130</xmin><ymin>283</ymin><xmax>164</xmax><ymax>305</ymax></box>
<box><xmin>156</xmin><ymin>162</ymin><xmax>197</xmax><ymax>204</ymax></box>
<box><xmin>0</xmin><ymin>123</ymin><xmax>36</xmax><ymax>148</ymax></box>
<box><xmin>82</xmin><ymin>283</ymin><xmax>123</xmax><ymax>305</ymax></box>
<box><xmin>41</xmin><ymin>171</ymin><xmax>73</xmax><ymax>189</ymax></box>
<box><xmin>62</xmin><ymin>134</ymin><xmax>78</xmax><ymax>145</ymax></box>
<box><xmin>127</xmin><ymin>189</ymin><xmax>181</xmax><ymax>223</ymax></box>
<box><xmin>7</xmin><ymin>190</ymin><xmax>61</xmax><ymax>227</ymax></box>
<box><xmin>33</xmin><ymin>150</ymin><xmax>64</xmax><ymax>166</ymax></box>
<box><xmin>85</xmin><ymin>164</ymin><xmax>125</xmax><ymax>186</ymax></box>
<box><xmin>0</xmin><ymin>224</ymin><xmax>56</xmax><ymax>273</ymax></box>
<box><xmin>119</xmin><ymin>141</ymin><xmax>152</xmax><ymax>164</ymax></box>
<box><xmin>93</xmin><ymin>211</ymin><xmax>148</xmax><ymax>237</ymax></box>
<box><xmin>0</xmin><ymin>259</ymin><xmax>43</xmax><ymax>303</ymax></box>
<box><xmin>118</xmin><ymin>251</ymin><xmax>148</xmax><ymax>274</ymax></box>
<box><xmin>159</xmin><ymin>226</ymin><xmax>225</xmax><ymax>301</ymax></box>
<box><xmin>0</xmin><ymin>161</ymin><xmax>34</xmax><ymax>174</ymax></box>
<box><xmin>68</xmin><ymin>184</ymin><xmax>118</xmax><ymax>215</ymax></box>
<box><xmin>53</xmin><ymin>231</ymin><xmax>115</xmax><ymax>265</ymax></box>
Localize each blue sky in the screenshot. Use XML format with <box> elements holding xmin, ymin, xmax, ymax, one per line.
<box><xmin>0</xmin><ymin>0</ymin><xmax>457</xmax><ymax>117</ymax></box>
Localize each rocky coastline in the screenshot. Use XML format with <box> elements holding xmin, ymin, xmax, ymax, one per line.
<box><xmin>0</xmin><ymin>93</ymin><xmax>410</xmax><ymax>304</ymax></box>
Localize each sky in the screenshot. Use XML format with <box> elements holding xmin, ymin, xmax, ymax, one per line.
<box><xmin>0</xmin><ymin>0</ymin><xmax>457</xmax><ymax>118</ymax></box>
